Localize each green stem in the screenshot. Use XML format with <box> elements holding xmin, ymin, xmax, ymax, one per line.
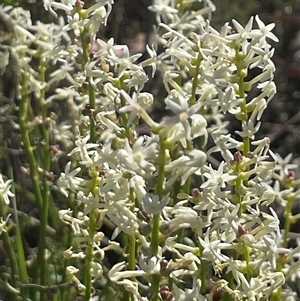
<box><xmin>83</xmin><ymin>208</ymin><xmax>97</xmax><ymax>301</ymax></box>
<box><xmin>199</xmin><ymin>258</ymin><xmax>207</xmax><ymax>294</ymax></box>
<box><xmin>19</xmin><ymin>73</ymin><xmax>43</xmax><ymax>211</ymax></box>
<box><xmin>120</xmin><ymin>93</ymin><xmax>132</xmax><ymax>139</ymax></box>
<box><xmin>36</xmin><ymin>61</ymin><xmax>50</xmax><ymax>293</ymax></box>
<box><xmin>88</xmin><ymin>84</ymin><xmax>97</xmax><ymax>143</ymax></box>
<box><xmin>283</xmin><ymin>196</ymin><xmax>294</xmax><ymax>248</ymax></box>
<box><xmin>19</xmin><ymin>72</ymin><xmax>45</xmax><ymax>300</ymax></box>
<box><xmin>189</xmin><ymin>51</ymin><xmax>202</xmax><ymax>105</ymax></box>
<box><xmin>61</xmin><ymin>192</ymin><xmax>76</xmax><ymax>301</ymax></box>
<box><xmin>127</xmin><ymin>235</ymin><xmax>136</xmax><ymax>271</ymax></box>
<box><xmin>5</xmin><ymin>159</ymin><xmax>29</xmax><ymax>296</ymax></box>
<box><xmin>235</xmin><ymin>49</ymin><xmax>249</xmax><ymax>156</ymax></box>
<box><xmin>150</xmin><ymin>139</ymin><xmax>167</xmax><ymax>300</ymax></box>
<box><xmin>80</xmin><ymin>29</ymin><xmax>97</xmax><ymax>143</ymax></box>
<box><xmin>0</xmin><ymin>201</ymin><xmax>19</xmax><ymax>301</ymax></box>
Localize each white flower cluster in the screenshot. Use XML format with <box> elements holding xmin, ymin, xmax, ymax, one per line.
<box><xmin>1</xmin><ymin>0</ymin><xmax>300</xmax><ymax>300</ymax></box>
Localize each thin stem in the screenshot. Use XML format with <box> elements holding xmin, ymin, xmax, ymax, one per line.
<box><xmin>150</xmin><ymin>139</ymin><xmax>167</xmax><ymax>301</ymax></box>
<box><xmin>127</xmin><ymin>235</ymin><xmax>136</xmax><ymax>271</ymax></box>
<box><xmin>5</xmin><ymin>157</ymin><xmax>29</xmax><ymax>295</ymax></box>
<box><xmin>19</xmin><ymin>73</ymin><xmax>43</xmax><ymax>211</ymax></box>
<box><xmin>36</xmin><ymin>61</ymin><xmax>50</xmax><ymax>293</ymax></box>
<box><xmin>88</xmin><ymin>83</ymin><xmax>97</xmax><ymax>143</ymax></box>
<box><xmin>83</xmin><ymin>208</ymin><xmax>97</xmax><ymax>301</ymax></box>
<box><xmin>283</xmin><ymin>196</ymin><xmax>294</xmax><ymax>248</ymax></box>
<box><xmin>0</xmin><ymin>201</ymin><xmax>19</xmax><ymax>301</ymax></box>
<box><xmin>19</xmin><ymin>72</ymin><xmax>45</xmax><ymax>300</ymax></box>
<box><xmin>189</xmin><ymin>51</ymin><xmax>202</xmax><ymax>105</ymax></box>
<box><xmin>61</xmin><ymin>192</ymin><xmax>76</xmax><ymax>301</ymax></box>
<box><xmin>235</xmin><ymin>49</ymin><xmax>249</xmax><ymax>156</ymax></box>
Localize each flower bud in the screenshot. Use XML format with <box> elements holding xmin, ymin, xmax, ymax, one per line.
<box><xmin>138</xmin><ymin>223</ymin><xmax>152</xmax><ymax>236</ymax></box>
<box><xmin>233</xmin><ymin>151</ymin><xmax>243</xmax><ymax>164</ymax></box>
<box><xmin>160</xmin><ymin>259</ymin><xmax>169</xmax><ymax>270</ymax></box>
<box><xmin>159</xmin><ymin>221</ymin><xmax>171</xmax><ymax>235</ymax></box>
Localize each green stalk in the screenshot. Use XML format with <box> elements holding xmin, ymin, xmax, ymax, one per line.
<box><xmin>61</xmin><ymin>192</ymin><xmax>76</xmax><ymax>301</ymax></box>
<box><xmin>235</xmin><ymin>49</ymin><xmax>249</xmax><ymax>156</ymax></box>
<box><xmin>0</xmin><ymin>201</ymin><xmax>19</xmax><ymax>301</ymax></box>
<box><xmin>83</xmin><ymin>208</ymin><xmax>97</xmax><ymax>301</ymax></box>
<box><xmin>189</xmin><ymin>51</ymin><xmax>202</xmax><ymax>106</ymax></box>
<box><xmin>150</xmin><ymin>139</ymin><xmax>167</xmax><ymax>300</ymax></box>
<box><xmin>5</xmin><ymin>158</ymin><xmax>29</xmax><ymax>296</ymax></box>
<box><xmin>199</xmin><ymin>258</ymin><xmax>207</xmax><ymax>294</ymax></box>
<box><xmin>88</xmin><ymin>84</ymin><xmax>97</xmax><ymax>142</ymax></box>
<box><xmin>80</xmin><ymin>28</ymin><xmax>97</xmax><ymax>143</ymax></box>
<box><xmin>283</xmin><ymin>196</ymin><xmax>294</xmax><ymax>248</ymax></box>
<box><xmin>36</xmin><ymin>61</ymin><xmax>50</xmax><ymax>294</ymax></box>
<box><xmin>19</xmin><ymin>71</ymin><xmax>45</xmax><ymax>300</ymax></box>
<box><xmin>127</xmin><ymin>235</ymin><xmax>136</xmax><ymax>271</ymax></box>
<box><xmin>83</xmin><ymin>173</ymin><xmax>99</xmax><ymax>301</ymax></box>
<box><xmin>19</xmin><ymin>73</ymin><xmax>43</xmax><ymax>211</ymax></box>
<box><xmin>234</xmin><ymin>48</ymin><xmax>249</xmax><ymax>217</ymax></box>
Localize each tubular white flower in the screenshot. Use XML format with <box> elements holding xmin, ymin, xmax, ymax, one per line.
<box><xmin>0</xmin><ymin>175</ymin><xmax>14</xmax><ymax>205</ymax></box>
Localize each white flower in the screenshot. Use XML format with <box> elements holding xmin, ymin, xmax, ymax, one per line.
<box><xmin>86</xmin><ymin>6</ymin><xmax>107</xmax><ymax>39</ymax></box>
<box><xmin>63</xmin><ymin>13</ymin><xmax>88</xmax><ymax>37</ymax></box>
<box><xmin>201</xmin><ymin>162</ymin><xmax>236</xmax><ymax>192</ymax></box>
<box><xmin>0</xmin><ymin>214</ymin><xmax>11</xmax><ymax>235</ymax></box>
<box><xmin>250</xmin><ymin>40</ymin><xmax>275</xmax><ymax>70</ymax></box>
<box><xmin>129</xmin><ymin>175</ymin><xmax>147</xmax><ymax>203</ymax></box>
<box><xmin>123</xmin><ymin>70</ymin><xmax>148</xmax><ymax>93</ymax></box>
<box><xmin>117</xmin><ymin>136</ymin><xmax>157</xmax><ymax>176</ymax></box>
<box><xmin>166</xmin><ymin>202</ymin><xmax>206</xmax><ymax>234</ymax></box>
<box><xmin>139</xmin><ymin>254</ymin><xmax>161</xmax><ymax>274</ymax></box>
<box><xmin>148</xmin><ymin>0</ymin><xmax>178</xmax><ymax>23</ymax></box>
<box><xmin>43</xmin><ymin>0</ymin><xmax>73</xmax><ymax>18</ymax></box>
<box><xmin>273</xmin><ymin>153</ymin><xmax>297</xmax><ymax>177</ymax></box>
<box><xmin>48</xmin><ymin>63</ymin><xmax>75</xmax><ymax>85</ymax></box>
<box><xmin>143</xmin><ymin>194</ymin><xmax>169</xmax><ymax>214</ymax></box>
<box><xmin>119</xmin><ymin>90</ymin><xmax>158</xmax><ymax>128</ymax></box>
<box><xmin>57</xmin><ymin>162</ymin><xmax>83</xmax><ymax>197</ymax></box>
<box><xmin>172</xmin><ymin>282</ymin><xmax>206</xmax><ymax>301</ymax></box>
<box><xmin>108</xmin><ymin>204</ymin><xmax>139</xmax><ymax>239</ymax></box>
<box><xmin>0</xmin><ymin>174</ymin><xmax>14</xmax><ymax>205</ymax></box>
<box><xmin>95</xmin><ymin>37</ymin><xmax>123</xmax><ymax>57</ymax></box>
<box><xmin>165</xmin><ymin>149</ymin><xmax>206</xmax><ymax>186</ymax></box>
<box><xmin>160</xmin><ymin>93</ymin><xmax>202</xmax><ymax>142</ymax></box>
<box><xmin>235</xmin><ymin>119</ymin><xmax>261</xmax><ymax>139</ymax></box>
<box><xmin>77</xmin><ymin>191</ymin><xmax>102</xmax><ymax>214</ymax></box>
<box><xmin>59</xmin><ymin>209</ymin><xmax>89</xmax><ymax>235</ymax></box>
<box><xmin>68</xmin><ymin>134</ymin><xmax>98</xmax><ymax>164</ymax></box>
<box><xmin>141</xmin><ymin>44</ymin><xmax>158</xmax><ymax>77</ymax></box>
<box><xmin>108</xmin><ymin>46</ymin><xmax>142</xmax><ymax>77</ymax></box>
<box><xmin>227</xmin><ymin>16</ymin><xmax>260</xmax><ymax>53</ymax></box>
<box><xmin>254</xmin><ymin>15</ymin><xmax>279</xmax><ymax>42</ymax></box>
<box><xmin>109</xmin><ymin>261</ymin><xmax>146</xmax><ymax>282</ymax></box>
<box><xmin>217</xmin><ymin>87</ymin><xmax>243</xmax><ymax>114</ymax></box>
<box><xmin>160</xmin><ymin>36</ymin><xmax>193</xmax><ymax>70</ymax></box>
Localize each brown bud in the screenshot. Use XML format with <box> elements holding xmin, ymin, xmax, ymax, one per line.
<box><xmin>237</xmin><ymin>225</ymin><xmax>249</xmax><ymax>237</ymax></box>
<box><xmin>192</xmin><ymin>188</ymin><xmax>201</xmax><ymax>202</ymax></box>
<box><xmin>49</xmin><ymin>144</ymin><xmax>59</xmax><ymax>154</ymax></box>
<box><xmin>160</xmin><ymin>259</ymin><xmax>169</xmax><ymax>270</ymax></box>
<box><xmin>141</xmin><ymin>210</ymin><xmax>151</xmax><ymax>222</ymax></box>
<box><xmin>82</xmin><ymin>104</ymin><xmax>94</xmax><ymax>117</ymax></box>
<box><xmin>44</xmin><ymin>171</ymin><xmax>55</xmax><ymax>182</ymax></box>
<box><xmin>233</xmin><ymin>151</ymin><xmax>243</xmax><ymax>163</ymax></box>
<box><xmin>287</xmin><ymin>171</ymin><xmax>296</xmax><ymax>180</ymax></box>
<box><xmin>75</xmin><ymin>0</ymin><xmax>84</xmax><ymax>9</ymax></box>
